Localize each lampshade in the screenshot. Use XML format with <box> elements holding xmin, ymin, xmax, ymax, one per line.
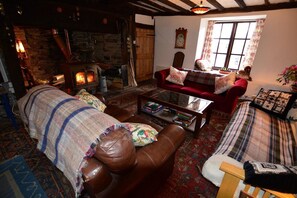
<box><xmin>191</xmin><ymin>1</ymin><xmax>210</xmax><ymax>14</ymax></box>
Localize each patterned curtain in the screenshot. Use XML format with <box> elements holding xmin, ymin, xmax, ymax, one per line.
<box><xmin>201</xmin><ymin>20</ymin><xmax>215</xmax><ymax>61</ymax></box>
<box><xmin>241</xmin><ymin>19</ymin><xmax>266</xmax><ymax>70</ymax></box>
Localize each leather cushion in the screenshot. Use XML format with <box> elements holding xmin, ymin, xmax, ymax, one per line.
<box><xmin>94</xmin><ymin>127</ymin><xmax>137</xmax><ymax>173</ymax></box>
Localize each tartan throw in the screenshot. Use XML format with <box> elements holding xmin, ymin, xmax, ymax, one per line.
<box><xmin>17</xmin><ymin>85</ymin><xmax>120</xmax><ymax>196</ymax></box>
<box><xmin>185</xmin><ymin>70</ymin><xmax>221</xmax><ymax>86</ymax></box>
<box><xmin>214</xmin><ymin>102</ymin><xmax>297</xmax><ymax>165</ymax></box>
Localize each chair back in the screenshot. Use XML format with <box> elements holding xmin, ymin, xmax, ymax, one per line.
<box><xmin>172</xmin><ymin>51</ymin><xmax>184</xmax><ymax>68</ymax></box>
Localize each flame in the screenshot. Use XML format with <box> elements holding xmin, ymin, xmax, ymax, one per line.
<box><xmin>75</xmin><ymin>71</ymin><xmax>95</xmax><ymax>85</ymax></box>
<box><xmin>87</xmin><ymin>71</ymin><xmax>94</xmax><ymax>83</ymax></box>
<box><xmin>76</xmin><ymin>72</ymin><xmax>85</xmax><ymax>85</ymax></box>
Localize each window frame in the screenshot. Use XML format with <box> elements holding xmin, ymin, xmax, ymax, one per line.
<box><xmin>211</xmin><ymin>20</ymin><xmax>256</xmax><ymax>71</ymax></box>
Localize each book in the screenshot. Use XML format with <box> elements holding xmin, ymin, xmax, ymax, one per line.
<box><xmin>143</xmin><ymin>101</ymin><xmax>163</xmax><ymax>114</ymax></box>
<box><xmin>172</xmin><ymin>115</ymin><xmax>196</xmax><ymax>127</ymax></box>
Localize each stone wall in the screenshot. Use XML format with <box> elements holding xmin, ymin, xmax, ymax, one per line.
<box><xmin>14</xmin><ymin>26</ymin><xmax>123</xmax><ymax>83</ymax></box>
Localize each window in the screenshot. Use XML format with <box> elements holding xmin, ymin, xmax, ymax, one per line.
<box><xmin>210</xmin><ymin>21</ymin><xmax>256</xmax><ymax>70</ymax></box>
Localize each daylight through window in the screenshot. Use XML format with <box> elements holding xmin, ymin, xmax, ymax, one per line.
<box><xmin>211</xmin><ymin>21</ymin><xmax>256</xmax><ymax>70</ymax></box>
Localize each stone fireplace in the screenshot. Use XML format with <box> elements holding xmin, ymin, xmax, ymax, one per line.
<box><xmin>13</xmin><ymin>26</ymin><xmax>125</xmax><ymax>93</ymax></box>
<box><xmin>61</xmin><ymin>63</ymin><xmax>99</xmax><ymax>92</ymax></box>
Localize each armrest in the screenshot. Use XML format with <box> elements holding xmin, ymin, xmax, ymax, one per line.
<box><xmin>217</xmin><ymin>162</ymin><xmax>295</xmax><ymax>198</ymax></box>
<box><xmin>81</xmin><ymin>158</ymin><xmax>112</xmax><ymax>195</ymax></box>
<box><xmin>136</xmin><ymin>124</ymin><xmax>185</xmax><ymax>168</ymax></box>
<box><xmin>225</xmin><ymin>78</ymin><xmax>248</xmax><ymax>101</ymax></box>
<box><xmin>154</xmin><ymin>68</ymin><xmax>170</xmax><ymax>87</ymax></box>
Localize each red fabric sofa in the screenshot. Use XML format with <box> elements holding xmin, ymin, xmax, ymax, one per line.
<box><xmin>154</xmin><ymin>68</ymin><xmax>248</xmax><ymax>114</ymax></box>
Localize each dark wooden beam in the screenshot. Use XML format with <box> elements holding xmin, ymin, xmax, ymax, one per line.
<box><xmin>157</xmin><ymin>0</ymin><xmax>191</xmax><ymax>13</ymax></box>
<box><xmin>180</xmin><ymin>0</ymin><xmax>196</xmax><ymax>7</ymax></box>
<box><xmin>234</xmin><ymin>0</ymin><xmax>246</xmax><ymax>9</ymax></box>
<box><xmin>206</xmin><ymin>2</ymin><xmax>297</xmax><ymax>14</ymax></box>
<box><xmin>206</xmin><ymin>0</ymin><xmax>224</xmax><ymax>11</ymax></box>
<box><xmin>264</xmin><ymin>0</ymin><xmax>270</xmax><ymax>6</ymax></box>
<box><xmin>141</xmin><ymin>0</ymin><xmax>176</xmax><ymax>13</ymax></box>
<box><xmin>0</xmin><ymin>4</ymin><xmax>26</xmax><ymax>98</ymax></box>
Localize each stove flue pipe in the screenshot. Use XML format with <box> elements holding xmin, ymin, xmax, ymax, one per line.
<box><xmin>52</xmin><ymin>29</ymin><xmax>72</xmax><ymax>62</ymax></box>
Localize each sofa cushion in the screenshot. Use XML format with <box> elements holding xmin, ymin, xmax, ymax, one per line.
<box><xmin>75</xmin><ymin>89</ymin><xmax>107</xmax><ymax>112</ymax></box>
<box><xmin>194</xmin><ymin>59</ymin><xmax>212</xmax><ymax>71</ymax></box>
<box><xmin>124</xmin><ymin>123</ymin><xmax>158</xmax><ymax>147</ymax></box>
<box><xmin>250</xmin><ymin>88</ymin><xmax>296</xmax><ymax>119</ymax></box>
<box><xmin>214</xmin><ymin>72</ymin><xmax>236</xmax><ymax>94</ymax></box>
<box><xmin>166</xmin><ymin>66</ymin><xmax>188</xmax><ymax>85</ymax></box>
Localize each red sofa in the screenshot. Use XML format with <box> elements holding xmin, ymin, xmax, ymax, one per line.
<box><xmin>154</xmin><ymin>68</ymin><xmax>248</xmax><ymax>114</ymax></box>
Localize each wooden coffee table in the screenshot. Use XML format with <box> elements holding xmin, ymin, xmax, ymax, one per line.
<box><xmin>137</xmin><ymin>89</ymin><xmax>213</xmax><ymax>138</ymax></box>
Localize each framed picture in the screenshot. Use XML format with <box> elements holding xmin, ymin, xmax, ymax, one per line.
<box><xmin>175</xmin><ymin>28</ymin><xmax>187</xmax><ymax>49</ymax></box>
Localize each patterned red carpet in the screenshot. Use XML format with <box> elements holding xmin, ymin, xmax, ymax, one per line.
<box><xmin>0</xmin><ymin>85</ymin><xmax>230</xmax><ymax>197</ymax></box>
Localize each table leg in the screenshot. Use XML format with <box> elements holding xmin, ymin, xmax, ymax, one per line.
<box><xmin>193</xmin><ymin>115</ymin><xmax>202</xmax><ymax>139</ymax></box>
<box><xmin>205</xmin><ymin>105</ymin><xmax>213</xmax><ymax>124</ymax></box>
<box><xmin>137</xmin><ymin>95</ymin><xmax>141</xmax><ymax>114</ymax></box>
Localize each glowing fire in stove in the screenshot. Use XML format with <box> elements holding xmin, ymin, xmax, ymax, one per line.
<box><xmin>75</xmin><ymin>71</ymin><xmax>95</xmax><ymax>85</ymax></box>
<box><xmin>87</xmin><ymin>71</ymin><xmax>94</xmax><ymax>83</ymax></box>
<box><xmin>76</xmin><ymin>72</ymin><xmax>85</xmax><ymax>85</ymax></box>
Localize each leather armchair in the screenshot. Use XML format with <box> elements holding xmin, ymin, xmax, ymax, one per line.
<box><xmin>81</xmin><ymin>95</ymin><xmax>186</xmax><ymax>198</ymax></box>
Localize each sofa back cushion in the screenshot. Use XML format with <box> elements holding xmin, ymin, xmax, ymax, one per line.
<box><xmin>185</xmin><ymin>70</ymin><xmax>220</xmax><ymax>86</ymax></box>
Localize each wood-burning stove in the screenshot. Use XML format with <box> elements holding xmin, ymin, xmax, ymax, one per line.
<box><xmin>61</xmin><ymin>63</ymin><xmax>99</xmax><ymax>92</ymax></box>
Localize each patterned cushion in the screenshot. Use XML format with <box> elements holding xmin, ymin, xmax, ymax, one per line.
<box><xmin>75</xmin><ymin>89</ymin><xmax>106</xmax><ymax>112</ymax></box>
<box><xmin>194</xmin><ymin>59</ymin><xmax>211</xmax><ymax>71</ymax></box>
<box><xmin>124</xmin><ymin>123</ymin><xmax>158</xmax><ymax>147</ymax></box>
<box><xmin>250</xmin><ymin>88</ymin><xmax>296</xmax><ymax>119</ymax></box>
<box><xmin>166</xmin><ymin>66</ymin><xmax>188</xmax><ymax>85</ymax></box>
<box><xmin>214</xmin><ymin>72</ymin><xmax>236</xmax><ymax>94</ymax></box>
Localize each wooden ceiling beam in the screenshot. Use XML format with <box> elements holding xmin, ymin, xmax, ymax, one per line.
<box><xmin>140</xmin><ymin>0</ymin><xmax>176</xmax><ymax>13</ymax></box>
<box><xmin>264</xmin><ymin>0</ymin><xmax>270</xmax><ymax>6</ymax></box>
<box><xmin>206</xmin><ymin>0</ymin><xmax>224</xmax><ymax>11</ymax></box>
<box><xmin>180</xmin><ymin>0</ymin><xmax>197</xmax><ymax>7</ymax></box>
<box><xmin>157</xmin><ymin>0</ymin><xmax>191</xmax><ymax>13</ymax></box>
<box><xmin>234</xmin><ymin>0</ymin><xmax>246</xmax><ymax>9</ymax></box>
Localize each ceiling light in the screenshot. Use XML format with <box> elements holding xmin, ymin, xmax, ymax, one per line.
<box><xmin>191</xmin><ymin>1</ymin><xmax>210</xmax><ymax>14</ymax></box>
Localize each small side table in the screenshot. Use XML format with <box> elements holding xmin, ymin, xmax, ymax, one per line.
<box><xmin>0</xmin><ymin>87</ymin><xmax>19</xmax><ymax>130</ymax></box>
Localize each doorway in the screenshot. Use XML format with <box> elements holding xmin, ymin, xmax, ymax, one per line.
<box><xmin>135</xmin><ymin>27</ymin><xmax>155</xmax><ymax>82</ymax></box>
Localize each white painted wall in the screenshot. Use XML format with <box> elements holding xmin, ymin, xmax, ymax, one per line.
<box><xmin>154</xmin><ymin>8</ymin><xmax>297</xmax><ymax>96</ymax></box>
<box><xmin>135</xmin><ymin>14</ymin><xmax>155</xmax><ymax>26</ymax></box>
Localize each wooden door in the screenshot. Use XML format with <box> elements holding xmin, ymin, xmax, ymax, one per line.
<box><xmin>135</xmin><ymin>27</ymin><xmax>154</xmax><ymax>82</ymax></box>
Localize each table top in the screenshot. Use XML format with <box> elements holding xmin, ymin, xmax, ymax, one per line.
<box><xmin>140</xmin><ymin>89</ymin><xmax>213</xmax><ymax>114</ymax></box>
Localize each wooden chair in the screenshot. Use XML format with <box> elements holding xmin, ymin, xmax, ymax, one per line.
<box><xmin>217</xmin><ymin>162</ymin><xmax>295</xmax><ymax>198</ymax></box>
<box><xmin>172</xmin><ymin>51</ymin><xmax>184</xmax><ymax>68</ymax></box>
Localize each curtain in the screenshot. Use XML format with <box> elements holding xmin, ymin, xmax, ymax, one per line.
<box><xmin>241</xmin><ymin>19</ymin><xmax>266</xmax><ymax>70</ymax></box>
<box><xmin>201</xmin><ymin>20</ymin><xmax>215</xmax><ymax>62</ymax></box>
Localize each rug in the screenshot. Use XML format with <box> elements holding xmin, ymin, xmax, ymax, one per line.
<box><xmin>0</xmin><ymin>119</ymin><xmax>74</xmax><ymax>198</ymax></box>
<box><xmin>0</xmin><ymin>155</ymin><xmax>47</xmax><ymax>198</ymax></box>
<box><xmin>137</xmin><ymin>113</ymin><xmax>230</xmax><ymax>198</ymax></box>
<box><xmin>0</xmin><ymin>81</ymin><xmax>230</xmax><ymax>197</ymax></box>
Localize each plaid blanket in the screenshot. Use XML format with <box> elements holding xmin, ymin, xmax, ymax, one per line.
<box><xmin>17</xmin><ymin>85</ymin><xmax>120</xmax><ymax>196</ymax></box>
<box><xmin>184</xmin><ymin>69</ymin><xmax>222</xmax><ymax>86</ymax></box>
<box><xmin>214</xmin><ymin>102</ymin><xmax>297</xmax><ymax>165</ymax></box>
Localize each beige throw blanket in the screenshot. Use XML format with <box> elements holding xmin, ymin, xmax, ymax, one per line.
<box><xmin>17</xmin><ymin>85</ymin><xmax>120</xmax><ymax>196</ymax></box>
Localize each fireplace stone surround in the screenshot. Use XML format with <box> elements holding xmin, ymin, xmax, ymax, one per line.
<box><xmin>13</xmin><ymin>26</ymin><xmax>125</xmax><ymax>93</ymax></box>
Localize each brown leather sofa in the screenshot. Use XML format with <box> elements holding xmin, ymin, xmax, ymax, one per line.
<box><xmin>81</xmin><ymin>95</ymin><xmax>186</xmax><ymax>198</ymax></box>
